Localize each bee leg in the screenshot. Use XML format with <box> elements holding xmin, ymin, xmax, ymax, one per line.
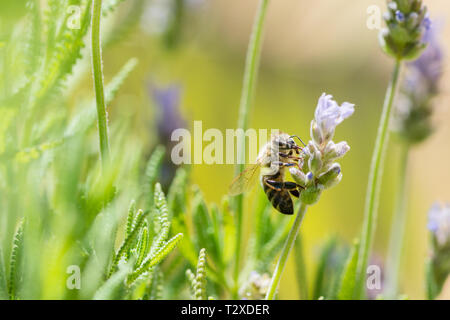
<box><xmin>277</xmin><ymin>153</ymin><xmax>303</xmax><ymax>169</ymax></box>
<box><xmin>278</xmin><ymin>152</ymin><xmax>302</xmax><ymax>161</ymax></box>
<box><xmin>265</xmin><ymin>180</ymin><xmax>304</xmax><ymax>198</ymax></box>
<box><xmin>272</xmin><ymin>161</ymin><xmax>295</xmax><ymax>168</ymax></box>
<box><xmin>265</xmin><ymin>180</ymin><xmax>299</xmax><ymax>191</ymax></box>
<box><xmin>264</xmin><ymin>180</ymin><xmax>282</xmax><ymax>191</ymax></box>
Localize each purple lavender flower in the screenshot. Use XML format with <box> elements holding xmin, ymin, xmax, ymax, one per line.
<box><xmin>393</xmin><ymin>21</ymin><xmax>444</xmax><ymax>143</ymax></box>
<box><xmin>427</xmin><ymin>202</ymin><xmax>450</xmax><ymax>298</ymax></box>
<box><xmin>409</xmin><ymin>23</ymin><xmax>443</xmax><ymax>95</ymax></box>
<box><xmin>290</xmin><ymin>93</ymin><xmax>354</xmax><ymax>204</ymax></box>
<box><xmin>149</xmin><ymin>83</ymin><xmax>187</xmax><ymax>189</ymax></box>
<box><xmin>151</xmin><ymin>83</ymin><xmax>186</xmax><ymax>141</ymax></box>
<box><xmin>428</xmin><ymin>202</ymin><xmax>450</xmax><ymax>247</ymax></box>
<box><xmin>380</xmin><ymin>0</ymin><xmax>429</xmax><ymax>60</ymax></box>
<box><xmin>395</xmin><ymin>10</ymin><xmax>405</xmax><ymax>23</ymax></box>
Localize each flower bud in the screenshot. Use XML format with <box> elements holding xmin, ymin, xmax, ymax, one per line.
<box><xmin>310</xmin><ymin>120</ymin><xmax>323</xmax><ymax>146</ymax></box>
<box><xmin>300</xmin><ymin>184</ymin><xmax>323</xmax><ymax>205</ymax></box>
<box><xmin>379</xmin><ymin>0</ymin><xmax>429</xmax><ymax>61</ymax></box>
<box><xmin>289</xmin><ymin>167</ymin><xmax>307</xmax><ymax>187</ymax></box>
<box><xmin>324</xmin><ymin>141</ymin><xmax>350</xmax><ymax>161</ymax></box>
<box><xmin>427</xmin><ymin>202</ymin><xmax>450</xmax><ymax>297</ymax></box>
<box><xmin>308</xmin><ymin>146</ymin><xmax>322</xmax><ymax>175</ymax></box>
<box><xmin>317</xmin><ymin>163</ymin><xmax>342</xmax><ymax>189</ymax></box>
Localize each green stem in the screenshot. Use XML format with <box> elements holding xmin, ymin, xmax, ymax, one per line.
<box><xmin>266</xmin><ymin>202</ymin><xmax>308</xmax><ymax>300</ymax></box>
<box><xmin>91</xmin><ymin>0</ymin><xmax>110</xmax><ymax>165</ymax></box>
<box><xmin>232</xmin><ymin>0</ymin><xmax>270</xmax><ymax>298</ymax></box>
<box><xmin>294</xmin><ymin>235</ymin><xmax>308</xmax><ymax>299</ymax></box>
<box><xmin>384</xmin><ymin>142</ymin><xmax>410</xmax><ymax>298</ymax></box>
<box><xmin>355</xmin><ymin>60</ymin><xmax>402</xmax><ymax>298</ymax></box>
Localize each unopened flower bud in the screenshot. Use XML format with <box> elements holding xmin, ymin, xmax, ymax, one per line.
<box><xmin>380</xmin><ymin>0</ymin><xmax>429</xmax><ymax>61</ymax></box>
<box><xmin>300</xmin><ymin>184</ymin><xmax>323</xmax><ymax>205</ymax></box>
<box><xmin>308</xmin><ymin>147</ymin><xmax>322</xmax><ymax>175</ymax></box>
<box><xmin>427</xmin><ymin>202</ymin><xmax>450</xmax><ymax>297</ymax></box>
<box><xmin>395</xmin><ymin>10</ymin><xmax>405</xmax><ymax>23</ymax></box>
<box><xmin>289</xmin><ymin>167</ymin><xmax>307</xmax><ymax>187</ymax></box>
<box><xmin>325</xmin><ymin>141</ymin><xmax>350</xmax><ymax>161</ymax></box>
<box><xmin>317</xmin><ymin>163</ymin><xmax>342</xmax><ymax>189</ymax></box>
<box><xmin>310</xmin><ymin>120</ymin><xmax>323</xmax><ymax>146</ymax></box>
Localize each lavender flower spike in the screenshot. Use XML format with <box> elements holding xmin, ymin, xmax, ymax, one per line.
<box><xmin>290</xmin><ymin>93</ymin><xmax>354</xmax><ymax>205</ymax></box>
<box><xmin>427</xmin><ymin>202</ymin><xmax>450</xmax><ymax>298</ymax></box>
<box><xmin>313</xmin><ymin>93</ymin><xmax>355</xmax><ymax>145</ymax></box>
<box><xmin>428</xmin><ymin>202</ymin><xmax>450</xmax><ymax>247</ymax></box>
<box><xmin>409</xmin><ymin>23</ymin><xmax>443</xmax><ymax>95</ymax></box>
<box><xmin>393</xmin><ymin>21</ymin><xmax>443</xmax><ymax>144</ymax></box>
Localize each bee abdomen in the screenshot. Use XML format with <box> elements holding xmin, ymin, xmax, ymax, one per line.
<box><xmin>264</xmin><ymin>187</ymin><xmax>294</xmax><ymax>215</ymax></box>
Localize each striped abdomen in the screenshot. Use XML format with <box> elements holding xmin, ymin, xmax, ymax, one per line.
<box><xmin>262</xmin><ymin>171</ymin><xmax>294</xmax><ymax>215</ymax></box>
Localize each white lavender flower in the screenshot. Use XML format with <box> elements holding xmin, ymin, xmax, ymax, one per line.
<box><xmin>312</xmin><ymin>93</ymin><xmax>355</xmax><ymax>145</ymax></box>
<box><xmin>428</xmin><ymin>202</ymin><xmax>450</xmax><ymax>247</ymax></box>
<box><xmin>239</xmin><ymin>271</ymin><xmax>271</xmax><ymax>300</ymax></box>
<box><xmin>290</xmin><ymin>93</ymin><xmax>354</xmax><ymax>205</ymax></box>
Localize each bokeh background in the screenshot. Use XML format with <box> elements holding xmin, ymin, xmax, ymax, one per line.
<box><xmin>110</xmin><ymin>0</ymin><xmax>449</xmax><ymax>299</ymax></box>
<box><xmin>3</xmin><ymin>0</ymin><xmax>450</xmax><ymax>299</ymax></box>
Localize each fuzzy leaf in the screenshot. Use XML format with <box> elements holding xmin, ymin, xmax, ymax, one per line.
<box><xmin>337</xmin><ymin>239</ymin><xmax>360</xmax><ymax>300</ymax></box>
<box><xmin>144</xmin><ymin>147</ymin><xmax>165</xmax><ymax>209</ymax></box>
<box><xmin>109</xmin><ymin>209</ymin><xmax>147</xmax><ymax>277</ymax></box>
<box><xmin>0</xmin><ymin>249</ymin><xmax>7</xmax><ymax>299</ymax></box>
<box><xmin>64</xmin><ymin>57</ymin><xmax>138</xmax><ymax>138</ymax></box>
<box><xmin>94</xmin><ymin>263</ymin><xmax>132</xmax><ymax>300</ymax></box>
<box><xmin>194</xmin><ymin>248</ymin><xmax>207</xmax><ymax>300</ymax></box>
<box><xmin>127</xmin><ymin>233</ymin><xmax>183</xmax><ymax>285</ymax></box>
<box><xmin>8</xmin><ymin>220</ymin><xmax>24</xmax><ymax>300</ymax></box>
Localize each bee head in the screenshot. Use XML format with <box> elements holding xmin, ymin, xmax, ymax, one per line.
<box><xmin>289</xmin><ymin>135</ymin><xmax>306</xmax><ymax>149</ymax></box>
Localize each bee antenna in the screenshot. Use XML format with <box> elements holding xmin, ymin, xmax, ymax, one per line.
<box><xmin>290</xmin><ymin>135</ymin><xmax>306</xmax><ymax>147</ymax></box>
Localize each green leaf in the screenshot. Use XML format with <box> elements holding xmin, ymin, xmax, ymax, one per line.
<box><xmin>167</xmin><ymin>168</ymin><xmax>189</xmax><ymax>216</ymax></box>
<box><xmin>93</xmin><ymin>263</ymin><xmax>132</xmax><ymax>300</ymax></box>
<box><xmin>127</xmin><ymin>233</ymin><xmax>183</xmax><ymax>285</ymax></box>
<box><xmin>337</xmin><ymin>239</ymin><xmax>360</xmax><ymax>300</ymax></box>
<box><xmin>24</xmin><ymin>0</ymin><xmax>42</xmax><ymax>75</ymax></box>
<box><xmin>125</xmin><ymin>200</ymin><xmax>137</xmax><ymax>239</ymax></box>
<box><xmin>64</xmin><ymin>57</ymin><xmax>139</xmax><ymax>138</ymax></box>
<box><xmin>108</xmin><ymin>209</ymin><xmax>147</xmax><ymax>277</ymax></box>
<box><xmin>144</xmin><ymin>147</ymin><xmax>165</xmax><ymax>209</ymax></box>
<box><xmin>194</xmin><ymin>248</ymin><xmax>207</xmax><ymax>300</ymax></box>
<box><xmin>35</xmin><ymin>0</ymin><xmax>92</xmax><ymax>106</ymax></box>
<box><xmin>0</xmin><ymin>248</ymin><xmax>8</xmax><ymax>299</ymax></box>
<box><xmin>135</xmin><ymin>226</ymin><xmax>149</xmax><ymax>267</ymax></box>
<box><xmin>149</xmin><ymin>183</ymin><xmax>170</xmax><ymax>254</ymax></box>
<box><xmin>186</xmin><ymin>248</ymin><xmax>208</xmax><ymax>300</ymax></box>
<box><xmin>192</xmin><ymin>191</ymin><xmax>219</xmax><ymax>266</ymax></box>
<box><xmin>312</xmin><ymin>237</ymin><xmax>338</xmax><ymax>300</ymax></box>
<box><xmin>425</xmin><ymin>258</ymin><xmax>439</xmax><ymax>300</ymax></box>
<box><xmin>8</xmin><ymin>219</ymin><xmax>24</xmax><ymax>300</ymax></box>
<box><xmin>294</xmin><ymin>235</ymin><xmax>308</xmax><ymax>300</ymax></box>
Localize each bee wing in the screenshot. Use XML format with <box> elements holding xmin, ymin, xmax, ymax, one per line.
<box><xmin>228</xmin><ymin>162</ymin><xmax>262</xmax><ymax>196</ymax></box>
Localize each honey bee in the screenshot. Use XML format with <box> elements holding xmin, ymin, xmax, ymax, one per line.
<box><xmin>229</xmin><ymin>133</ymin><xmax>305</xmax><ymax>215</ymax></box>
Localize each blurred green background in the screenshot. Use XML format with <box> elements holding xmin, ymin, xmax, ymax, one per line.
<box><xmin>1</xmin><ymin>0</ymin><xmax>450</xmax><ymax>299</ymax></box>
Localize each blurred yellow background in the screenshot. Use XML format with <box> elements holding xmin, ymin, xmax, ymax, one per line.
<box><xmin>99</xmin><ymin>0</ymin><xmax>450</xmax><ymax>299</ymax></box>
